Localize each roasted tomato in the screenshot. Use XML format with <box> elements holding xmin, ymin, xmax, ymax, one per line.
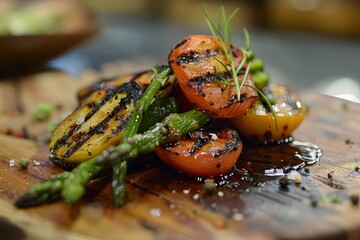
<box><xmin>155</xmin><ymin>128</ymin><xmax>242</xmax><ymax>177</ymax></box>
<box><xmin>168</xmin><ymin>35</ymin><xmax>258</xmax><ymax>118</ymax></box>
<box><xmin>230</xmin><ymin>83</ymin><xmax>307</xmax><ymax>143</ymax></box>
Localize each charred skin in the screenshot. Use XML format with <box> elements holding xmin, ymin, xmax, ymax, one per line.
<box><xmin>168</xmin><ymin>35</ymin><xmax>258</xmax><ymax>118</ymax></box>
<box><xmin>49</xmin><ymin>81</ymin><xmax>143</xmax><ymax>168</ymax></box>
<box><xmin>50</xmin><ymin>70</ymin><xmax>176</xmax><ymax>169</ymax></box>
<box><xmin>155</xmin><ymin>128</ymin><xmax>242</xmax><ymax>177</ymax></box>
<box><xmin>77</xmin><ymin>70</ymin><xmax>176</xmax><ymax>103</ymax></box>
<box><xmin>77</xmin><ymin>71</ymin><xmax>149</xmax><ymax>103</ymax></box>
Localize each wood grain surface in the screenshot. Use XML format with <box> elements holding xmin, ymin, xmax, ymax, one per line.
<box><xmin>0</xmin><ymin>69</ymin><xmax>360</xmax><ymax>240</ymax></box>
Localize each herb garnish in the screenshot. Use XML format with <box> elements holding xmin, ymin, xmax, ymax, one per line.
<box><xmin>204</xmin><ymin>6</ymin><xmax>278</xmax><ymax>129</ymax></box>
<box><xmin>204</xmin><ymin>6</ymin><xmax>246</xmax><ymax>101</ymax></box>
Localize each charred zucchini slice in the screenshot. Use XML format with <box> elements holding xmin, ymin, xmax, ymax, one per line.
<box><xmin>49</xmin><ymin>81</ymin><xmax>143</xmax><ymax>166</ymax></box>
<box><xmin>76</xmin><ymin>71</ymin><xmax>149</xmax><ymax>103</ymax></box>
<box><xmin>77</xmin><ymin>70</ymin><xmax>176</xmax><ymax>103</ymax></box>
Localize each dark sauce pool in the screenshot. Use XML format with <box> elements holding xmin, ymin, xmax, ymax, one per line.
<box><xmin>235</xmin><ymin>137</ymin><xmax>322</xmax><ymax>179</ymax></box>
<box><xmin>134</xmin><ymin>137</ymin><xmax>323</xmax><ymax>223</ymax></box>
<box><xmin>150</xmin><ymin>137</ymin><xmax>322</xmax><ymax>188</ymax></box>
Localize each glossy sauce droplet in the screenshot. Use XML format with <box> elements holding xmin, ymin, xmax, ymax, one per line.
<box><xmin>236</xmin><ymin>138</ymin><xmax>322</xmax><ymax>179</ymax></box>
<box><xmin>290</xmin><ymin>140</ymin><xmax>322</xmax><ymax>165</ymax></box>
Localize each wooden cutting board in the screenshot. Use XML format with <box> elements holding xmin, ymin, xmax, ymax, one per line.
<box><xmin>0</xmin><ymin>69</ymin><xmax>360</xmax><ymax>240</ymax></box>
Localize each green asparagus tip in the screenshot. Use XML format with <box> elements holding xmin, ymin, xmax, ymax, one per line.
<box><xmin>15</xmin><ymin>192</ymin><xmax>61</xmax><ymax>208</ymax></box>
<box><xmin>152</xmin><ymin>64</ymin><xmax>171</xmax><ymax>74</ymax></box>
<box><xmin>14</xmin><ymin>193</ymin><xmax>37</xmax><ymax>208</ymax></box>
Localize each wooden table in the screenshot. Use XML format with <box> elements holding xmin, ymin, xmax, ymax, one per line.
<box><xmin>0</xmin><ymin>69</ymin><xmax>359</xmax><ymax>240</ymax></box>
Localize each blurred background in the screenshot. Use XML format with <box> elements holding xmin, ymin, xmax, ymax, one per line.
<box><xmin>1</xmin><ymin>0</ymin><xmax>360</xmax><ymax>102</ymax></box>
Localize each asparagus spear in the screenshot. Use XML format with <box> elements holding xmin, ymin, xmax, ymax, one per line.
<box><xmin>62</xmin><ymin>109</ymin><xmax>211</xmax><ymax>203</ymax></box>
<box><xmin>15</xmin><ymin>66</ymin><xmax>172</xmax><ymax>208</ymax></box>
<box><xmin>112</xmin><ymin>65</ymin><xmax>172</xmax><ymax>207</ymax></box>
<box><xmin>112</xmin><ymin>98</ymin><xmax>178</xmax><ymax>207</ymax></box>
<box><xmin>112</xmin><ymin>160</ymin><xmax>127</xmax><ymax>206</ymax></box>
<box><xmin>15</xmin><ymin>66</ymin><xmax>210</xmax><ymax>207</ymax></box>
<box><xmin>121</xmin><ymin>65</ymin><xmax>172</xmax><ymax>141</ymax></box>
<box><xmin>112</xmin><ymin>97</ymin><xmax>178</xmax><ymax>207</ymax></box>
<box><xmin>15</xmin><ymin>101</ymin><xmax>209</xmax><ymax>208</ymax></box>
<box><xmin>15</xmin><ymin>65</ymin><xmax>197</xmax><ymax>207</ymax></box>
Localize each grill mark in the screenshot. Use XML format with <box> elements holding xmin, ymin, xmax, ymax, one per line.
<box><xmin>77</xmin><ymin>70</ymin><xmax>149</xmax><ymax>101</ymax></box>
<box><xmin>213</xmin><ymin>131</ymin><xmax>241</xmax><ymax>157</ymax></box>
<box><xmin>51</xmin><ymin>157</ymin><xmax>77</xmax><ymax>170</ymax></box>
<box><xmin>63</xmin><ymin>99</ymin><xmax>132</xmax><ymax>158</ymax></box>
<box><xmin>187</xmin><ymin>68</ymin><xmax>246</xmax><ymax>95</ymax></box>
<box><xmin>175</xmin><ymin>49</ymin><xmax>222</xmax><ymax>65</ymax></box>
<box><xmin>187</xmin><ymin>73</ymin><xmax>213</xmax><ymax>95</ymax></box>
<box><xmin>220</xmin><ymin>95</ymin><xmax>237</xmax><ymax>109</ymax></box>
<box><xmin>52</xmin><ymin>81</ymin><xmax>143</xmax><ymax>157</ymax></box>
<box><xmin>108</xmin><ymin>114</ymin><xmax>131</xmax><ymax>138</ymax></box>
<box><xmin>173</xmin><ymin>39</ymin><xmax>187</xmax><ymax>50</ymax></box>
<box><xmin>221</xmin><ymin>93</ymin><xmax>249</xmax><ymax>109</ymax></box>
<box><xmin>186</xmin><ymin>130</ymin><xmax>241</xmax><ymax>157</ymax></box>
<box><xmin>187</xmin><ymin>133</ymin><xmax>210</xmax><ymax>155</ymax></box>
<box><xmin>51</xmin><ymin>90</ymin><xmax>115</xmax><ymax>152</ymax></box>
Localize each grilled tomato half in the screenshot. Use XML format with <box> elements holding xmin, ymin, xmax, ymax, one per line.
<box><xmin>168</xmin><ymin>35</ymin><xmax>258</xmax><ymax>118</ymax></box>
<box><xmin>155</xmin><ymin>128</ymin><xmax>242</xmax><ymax>177</ymax></box>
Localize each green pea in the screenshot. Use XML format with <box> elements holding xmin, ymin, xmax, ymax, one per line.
<box><xmin>252</xmin><ymin>71</ymin><xmax>269</xmax><ymax>90</ymax></box>
<box><xmin>250</xmin><ymin>58</ymin><xmax>264</xmax><ymax>73</ymax></box>
<box><xmin>33</xmin><ymin>101</ymin><xmax>53</xmax><ymax>121</ymax></box>
<box><xmin>204</xmin><ymin>179</ymin><xmax>216</xmax><ymax>194</ymax></box>
<box><xmin>19</xmin><ymin>158</ymin><xmax>30</xmax><ymax>169</ymax></box>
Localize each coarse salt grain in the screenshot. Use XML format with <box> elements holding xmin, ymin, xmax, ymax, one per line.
<box><xmin>9</xmin><ymin>159</ymin><xmax>15</xmax><ymax>167</ymax></box>
<box><xmin>209</xmin><ymin>133</ymin><xmax>218</xmax><ymax>140</ymax></box>
<box><xmin>33</xmin><ymin>160</ymin><xmax>41</xmax><ymax>166</ymax></box>
<box><xmin>193</xmin><ymin>193</ymin><xmax>200</xmax><ymax>200</ymax></box>
<box><xmin>183</xmin><ymin>189</ymin><xmax>190</xmax><ymax>195</ymax></box>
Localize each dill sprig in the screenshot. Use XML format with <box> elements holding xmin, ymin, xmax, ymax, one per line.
<box><xmin>204</xmin><ymin>6</ymin><xmax>245</xmax><ymax>101</ymax></box>
<box><xmin>204</xmin><ymin>6</ymin><xmax>278</xmax><ymax>129</ymax></box>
